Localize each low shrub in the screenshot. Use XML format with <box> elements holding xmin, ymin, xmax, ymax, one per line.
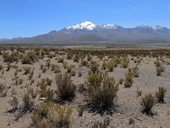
<box><xmin>119</xmin><ymin>78</ymin><xmax>124</xmax><ymax>85</ymax></box>
<box><xmin>107</xmin><ymin>60</ymin><xmax>114</xmax><ymax>72</ymax></box>
<box><xmin>155</xmin><ymin>87</ymin><xmax>166</xmax><ymax>103</ymax></box>
<box><xmin>136</xmin><ymin>87</ymin><xmax>142</xmax><ymax>97</ymax></box>
<box><xmin>140</xmin><ymin>93</ymin><xmax>155</xmax><ymax>115</ymax></box>
<box><xmin>8</xmin><ymin>96</ymin><xmax>19</xmax><ymax>112</ymax></box>
<box><xmin>124</xmin><ymin>69</ymin><xmax>133</xmax><ymax>88</ymax></box>
<box><xmin>91</xmin><ymin>117</ymin><xmax>110</xmax><ymax>128</ymax></box>
<box><xmin>23</xmin><ymin>67</ymin><xmax>31</xmax><ymax>75</ymax></box>
<box><xmin>56</xmin><ymin>73</ymin><xmax>76</xmax><ymax>102</ymax></box>
<box><xmin>0</xmin><ymin>83</ymin><xmax>6</xmax><ymax>97</ymax></box>
<box><xmin>38</xmin><ymin>80</ymin><xmax>54</xmax><ymax>101</ymax></box>
<box><xmin>90</xmin><ymin>61</ymin><xmax>99</xmax><ymax>73</ymax></box>
<box><xmin>85</xmin><ymin>73</ymin><xmax>118</xmax><ymax>114</ymax></box>
<box><xmin>22</xmin><ymin>92</ymin><xmax>34</xmax><ymax>112</ymax></box>
<box><xmin>31</xmin><ymin>102</ymin><xmax>73</xmax><ymax>128</ymax></box>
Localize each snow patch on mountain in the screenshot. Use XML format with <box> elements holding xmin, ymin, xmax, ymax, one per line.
<box><xmin>66</xmin><ymin>21</ymin><xmax>169</xmax><ymax>32</ymax></box>
<box><xmin>100</xmin><ymin>24</ymin><xmax>120</xmax><ymax>29</ymax></box>
<box><xmin>67</xmin><ymin>21</ymin><xmax>96</xmax><ymax>30</ymax></box>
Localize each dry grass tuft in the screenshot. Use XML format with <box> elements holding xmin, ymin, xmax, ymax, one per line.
<box><xmin>85</xmin><ymin>72</ymin><xmax>118</xmax><ymax>114</ymax></box>
<box><xmin>56</xmin><ymin>73</ymin><xmax>76</xmax><ymax>102</ymax></box>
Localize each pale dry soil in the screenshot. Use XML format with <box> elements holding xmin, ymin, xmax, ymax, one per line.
<box><xmin>0</xmin><ymin>53</ymin><xmax>170</xmax><ymax>128</ymax></box>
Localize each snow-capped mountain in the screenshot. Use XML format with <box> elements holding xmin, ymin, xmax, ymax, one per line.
<box><xmin>65</xmin><ymin>21</ymin><xmax>169</xmax><ymax>32</ymax></box>
<box><xmin>66</xmin><ymin>21</ymin><xmax>122</xmax><ymax>31</ymax></box>
<box><xmin>67</xmin><ymin>21</ymin><xmax>96</xmax><ymax>30</ymax></box>
<box><xmin>1</xmin><ymin>21</ymin><xmax>170</xmax><ymax>44</ymax></box>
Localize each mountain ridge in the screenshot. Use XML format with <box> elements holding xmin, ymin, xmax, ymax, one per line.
<box><xmin>1</xmin><ymin>21</ymin><xmax>170</xmax><ymax>44</ymax></box>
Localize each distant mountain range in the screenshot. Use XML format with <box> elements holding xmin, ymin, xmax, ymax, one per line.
<box><xmin>1</xmin><ymin>21</ymin><xmax>170</xmax><ymax>44</ymax></box>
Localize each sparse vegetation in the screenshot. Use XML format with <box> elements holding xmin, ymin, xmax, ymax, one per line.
<box><xmin>136</xmin><ymin>87</ymin><xmax>142</xmax><ymax>97</ymax></box>
<box><xmin>124</xmin><ymin>69</ymin><xmax>133</xmax><ymax>88</ymax></box>
<box><xmin>31</xmin><ymin>102</ymin><xmax>73</xmax><ymax>128</ymax></box>
<box><xmin>91</xmin><ymin>118</ymin><xmax>110</xmax><ymax>128</ymax></box>
<box><xmin>22</xmin><ymin>92</ymin><xmax>34</xmax><ymax>112</ymax></box>
<box><xmin>8</xmin><ymin>96</ymin><xmax>19</xmax><ymax>112</ymax></box>
<box><xmin>85</xmin><ymin>72</ymin><xmax>119</xmax><ymax>114</ymax></box>
<box><xmin>0</xmin><ymin>47</ymin><xmax>169</xmax><ymax>127</ymax></box>
<box><xmin>0</xmin><ymin>83</ymin><xmax>6</xmax><ymax>97</ymax></box>
<box><xmin>107</xmin><ymin>60</ymin><xmax>114</xmax><ymax>72</ymax></box>
<box><xmin>155</xmin><ymin>87</ymin><xmax>166</xmax><ymax>103</ymax></box>
<box><xmin>141</xmin><ymin>93</ymin><xmax>155</xmax><ymax>115</ymax></box>
<box><xmin>56</xmin><ymin>73</ymin><xmax>76</xmax><ymax>102</ymax></box>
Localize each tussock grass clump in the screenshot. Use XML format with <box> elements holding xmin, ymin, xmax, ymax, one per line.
<box><xmin>107</xmin><ymin>60</ymin><xmax>114</xmax><ymax>72</ymax></box>
<box><xmin>27</xmin><ymin>88</ymin><xmax>37</xmax><ymax>99</ymax></box>
<box><xmin>155</xmin><ymin>61</ymin><xmax>165</xmax><ymax>76</ymax></box>
<box><xmin>90</xmin><ymin>61</ymin><xmax>99</xmax><ymax>73</ymax></box>
<box><xmin>78</xmin><ymin>72</ymin><xmax>82</xmax><ymax>77</ymax></box>
<box><xmin>0</xmin><ymin>83</ymin><xmax>7</xmax><ymax>97</ymax></box>
<box><xmin>155</xmin><ymin>87</ymin><xmax>166</xmax><ymax>103</ymax></box>
<box><xmin>23</xmin><ymin>67</ymin><xmax>31</xmax><ymax>75</ymax></box>
<box><xmin>67</xmin><ymin>54</ymin><xmax>73</xmax><ymax>60</ymax></box>
<box><xmin>66</xmin><ymin>65</ymin><xmax>74</xmax><ymax>73</ymax></box>
<box><xmin>81</xmin><ymin>60</ymin><xmax>89</xmax><ymax>67</ymax></box>
<box><xmin>132</xmin><ymin>66</ymin><xmax>139</xmax><ymax>77</ymax></box>
<box><xmin>21</xmin><ymin>55</ymin><xmax>33</xmax><ymax>64</ymax></box>
<box><xmin>87</xmin><ymin>54</ymin><xmax>91</xmax><ymax>61</ymax></box>
<box><xmin>101</xmin><ymin>61</ymin><xmax>107</xmax><ymax>70</ymax></box>
<box><xmin>28</xmin><ymin>68</ymin><xmax>34</xmax><ymax>79</ymax></box>
<box><xmin>77</xmin><ymin>105</ymin><xmax>85</xmax><ymax>117</ymax></box>
<box><xmin>119</xmin><ymin>78</ymin><xmax>124</xmax><ymax>85</ymax></box>
<box><xmin>57</xmin><ymin>57</ymin><xmax>64</xmax><ymax>63</ymax></box>
<box><xmin>0</xmin><ymin>83</ymin><xmax>6</xmax><ymax>94</ymax></box>
<box><xmin>156</xmin><ymin>66</ymin><xmax>164</xmax><ymax>76</ymax></box>
<box><xmin>46</xmin><ymin>78</ymin><xmax>52</xmax><ymax>86</ymax></box>
<box><xmin>38</xmin><ymin>80</ymin><xmax>54</xmax><ymax>101</ymax></box>
<box><xmin>154</xmin><ymin>61</ymin><xmax>161</xmax><ymax>67</ymax></box>
<box><xmin>22</xmin><ymin>92</ymin><xmax>34</xmax><ymax>112</ymax></box>
<box><xmin>91</xmin><ymin>117</ymin><xmax>110</xmax><ymax>128</ymax></box>
<box><xmin>121</xmin><ymin>56</ymin><xmax>129</xmax><ymax>68</ymax></box>
<box><xmin>31</xmin><ymin>102</ymin><xmax>73</xmax><ymax>128</ymax></box>
<box><xmin>8</xmin><ymin>96</ymin><xmax>19</xmax><ymax>112</ymax></box>
<box><xmin>136</xmin><ymin>87</ymin><xmax>142</xmax><ymax>97</ymax></box>
<box><xmin>6</xmin><ymin>63</ymin><xmax>11</xmax><ymax>71</ymax></box>
<box><xmin>73</xmin><ymin>54</ymin><xmax>79</xmax><ymax>62</ymax></box>
<box><xmin>56</xmin><ymin>73</ymin><xmax>76</xmax><ymax>102</ymax></box>
<box><xmin>85</xmin><ymin>73</ymin><xmax>118</xmax><ymax>114</ymax></box>
<box><xmin>141</xmin><ymin>93</ymin><xmax>155</xmax><ymax>115</ymax></box>
<box><xmin>45</xmin><ymin>60</ymin><xmax>51</xmax><ymax>68</ymax></box>
<box><xmin>3</xmin><ymin>52</ymin><xmax>18</xmax><ymax>63</ymax></box>
<box><xmin>49</xmin><ymin>104</ymin><xmax>73</xmax><ymax>128</ymax></box>
<box><xmin>21</xmin><ymin>51</ymin><xmax>38</xmax><ymax>64</ymax></box>
<box><xmin>86</xmin><ymin>72</ymin><xmax>103</xmax><ymax>86</ymax></box>
<box><xmin>156</xmin><ymin>67</ymin><xmax>161</xmax><ymax>76</ymax></box>
<box><xmin>51</xmin><ymin>64</ymin><xmax>56</xmax><ymax>71</ymax></box>
<box><xmin>15</xmin><ymin>78</ymin><xmax>23</xmax><ymax>85</ymax></box>
<box><xmin>124</xmin><ymin>69</ymin><xmax>133</xmax><ymax>88</ymax></box>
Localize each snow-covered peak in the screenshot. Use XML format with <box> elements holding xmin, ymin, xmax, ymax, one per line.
<box><xmin>66</xmin><ymin>21</ymin><xmax>168</xmax><ymax>32</ymax></box>
<box><xmin>67</xmin><ymin>21</ymin><xmax>96</xmax><ymax>30</ymax></box>
<box><xmin>66</xmin><ymin>21</ymin><xmax>123</xmax><ymax>31</ymax></box>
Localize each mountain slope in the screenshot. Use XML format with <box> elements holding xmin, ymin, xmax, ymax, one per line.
<box><xmin>1</xmin><ymin>21</ymin><xmax>170</xmax><ymax>44</ymax></box>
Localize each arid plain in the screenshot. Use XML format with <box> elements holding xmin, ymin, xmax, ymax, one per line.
<box><xmin>0</xmin><ymin>45</ymin><xmax>170</xmax><ymax>128</ymax></box>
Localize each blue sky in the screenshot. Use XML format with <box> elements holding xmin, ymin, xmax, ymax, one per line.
<box><xmin>0</xmin><ymin>0</ymin><xmax>170</xmax><ymax>38</ymax></box>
